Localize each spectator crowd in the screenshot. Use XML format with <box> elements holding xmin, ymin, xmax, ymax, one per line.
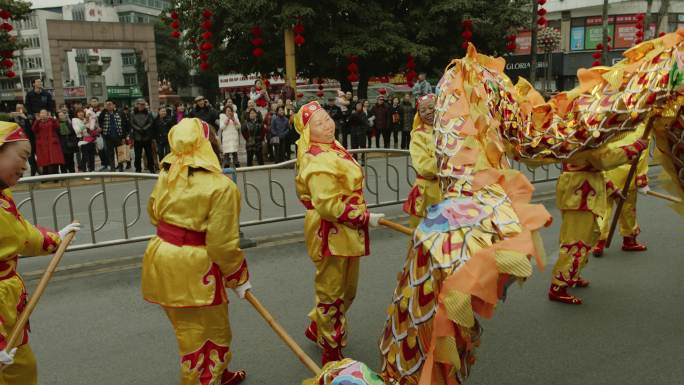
<box><xmin>4</xmin><ymin>76</ymin><xmax>433</xmax><ymax>176</ymax></box>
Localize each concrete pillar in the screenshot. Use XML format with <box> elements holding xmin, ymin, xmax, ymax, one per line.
<box><xmin>142</xmin><ymin>44</ymin><xmax>159</xmax><ymax>110</ymax></box>
<box><xmin>561</xmin><ymin>11</ymin><xmax>572</xmax><ymax>52</ymax></box>
<box><xmin>51</xmin><ymin>47</ymin><xmax>65</xmax><ymax>110</ymax></box>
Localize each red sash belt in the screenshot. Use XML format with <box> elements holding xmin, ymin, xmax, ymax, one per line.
<box><xmin>300</xmin><ymin>199</ymin><xmax>314</xmax><ymax>210</ymax></box>
<box><xmin>157</xmin><ymin>221</ymin><xmax>206</xmax><ymax>246</ymax></box>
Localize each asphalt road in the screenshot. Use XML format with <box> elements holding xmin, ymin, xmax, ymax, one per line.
<box><xmin>16</xmin><ymin>182</ymin><xmax>684</xmax><ymax>385</ymax></box>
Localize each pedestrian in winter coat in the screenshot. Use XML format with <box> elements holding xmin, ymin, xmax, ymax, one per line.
<box><xmin>188</xmin><ymin>96</ymin><xmax>220</xmax><ymax>131</ymax></box>
<box><xmin>130</xmin><ymin>99</ymin><xmax>156</xmax><ymax>173</ymax></box>
<box><xmin>370</xmin><ymin>96</ymin><xmax>392</xmax><ymax>148</ymax></box>
<box><xmin>241</xmin><ymin>108</ymin><xmax>264</xmax><ymax>166</ymax></box>
<box><xmin>155</xmin><ymin>107</ymin><xmax>175</xmax><ymax>160</ymax></box>
<box><xmin>389</xmin><ymin>97</ymin><xmax>402</xmax><ymax>148</ymax></box>
<box><xmin>347</xmin><ymin>102</ymin><xmax>370</xmax><ymax>150</ymax></box>
<box><xmin>399</xmin><ymin>94</ymin><xmax>415</xmax><ymax>149</ymax></box>
<box><xmin>72</xmin><ymin>109</ymin><xmax>96</xmax><ymax>172</ymax></box>
<box><xmin>98</xmin><ymin>100</ymin><xmax>130</xmax><ymax>171</ymax></box>
<box><xmin>11</xmin><ymin>104</ymin><xmax>38</xmax><ymax>175</ymax></box>
<box><xmin>32</xmin><ymin>109</ymin><xmax>64</xmax><ymax>174</ymax></box>
<box><xmin>269</xmin><ymin>106</ymin><xmax>290</xmax><ymax>163</ymax></box>
<box><xmin>57</xmin><ymin>111</ymin><xmax>78</xmax><ymax>173</ymax></box>
<box><xmin>218</xmin><ymin>105</ymin><xmax>242</xmax><ymax>169</ymax></box>
<box><xmin>24</xmin><ymin>79</ymin><xmax>54</xmax><ymax>117</ymax></box>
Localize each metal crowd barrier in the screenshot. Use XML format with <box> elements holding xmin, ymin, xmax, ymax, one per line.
<box><xmin>13</xmin><ymin>149</ymin><xmax>421</xmax><ymax>252</ymax></box>
<box><xmin>18</xmin><ymin>143</ymin><xmax>651</xmax><ymax>253</ymax></box>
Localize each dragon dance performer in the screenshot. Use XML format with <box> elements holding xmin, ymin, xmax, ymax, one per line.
<box><xmin>593</xmin><ymin>131</ymin><xmax>650</xmax><ymax>256</ymax></box>
<box><xmin>142</xmin><ymin>118</ymin><xmax>250</xmax><ymax>385</ymax></box>
<box><xmin>380</xmin><ymin>46</ymin><xmax>552</xmax><ymax>385</ymax></box>
<box><xmin>403</xmin><ymin>94</ymin><xmax>441</xmax><ymax>228</ymax></box>
<box><xmin>0</xmin><ymin>121</ymin><xmax>80</xmax><ymax>385</ymax></box>
<box><xmin>294</xmin><ymin>101</ymin><xmax>384</xmax><ymax>365</ymax></box>
<box><xmin>549</xmin><ymin>138</ymin><xmax>648</xmax><ymax>304</ymax></box>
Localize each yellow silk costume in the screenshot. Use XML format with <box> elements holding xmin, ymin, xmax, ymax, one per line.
<box><xmin>598</xmin><ymin>130</ymin><xmax>650</xmax><ymax>240</ymax></box>
<box><xmin>551</xmin><ymin>141</ymin><xmax>645</xmax><ymax>287</ymax></box>
<box><xmin>404</xmin><ymin>110</ymin><xmax>441</xmax><ymax>228</ymax></box>
<box><xmin>0</xmin><ymin>122</ymin><xmax>61</xmax><ymax>385</ymax></box>
<box><xmin>142</xmin><ymin>118</ymin><xmax>248</xmax><ymax>385</ymax></box>
<box><xmin>294</xmin><ymin>102</ymin><xmax>370</xmax><ymax>352</ymax></box>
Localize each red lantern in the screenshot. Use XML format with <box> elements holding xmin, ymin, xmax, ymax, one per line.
<box><xmin>251</xmin><ymin>37</ymin><xmax>263</xmax><ymax>47</ymax></box>
<box><xmin>170</xmin><ymin>11</ymin><xmax>179</xmax><ymax>20</ymax></box>
<box><xmin>170</xmin><ymin>20</ymin><xmax>180</xmax><ymax>29</ymax></box>
<box><xmin>170</xmin><ymin>30</ymin><xmax>181</xmax><ymax>39</ymax></box>
<box><xmin>199</xmin><ymin>61</ymin><xmax>210</xmax><ymax>71</ymax></box>
<box><xmin>201</xmin><ymin>20</ymin><xmax>212</xmax><ymax>30</ymax></box>
<box><xmin>537</xmin><ymin>17</ymin><xmax>547</xmax><ymax>26</ymax></box>
<box><xmin>252</xmin><ymin>47</ymin><xmax>264</xmax><ymax>57</ymax></box>
<box><xmin>1</xmin><ymin>58</ymin><xmax>12</xmax><ymax>68</ymax></box>
<box><xmin>199</xmin><ymin>53</ymin><xmax>209</xmax><ymax>61</ymax></box>
<box><xmin>294</xmin><ymin>34</ymin><xmax>305</xmax><ymax>46</ymax></box>
<box><xmin>1</xmin><ymin>22</ymin><xmax>13</xmax><ymax>32</ymax></box>
<box><xmin>379</xmin><ymin>88</ymin><xmax>387</xmax><ymax>95</ymax></box>
<box><xmin>251</xmin><ymin>26</ymin><xmax>262</xmax><ymax>37</ymax></box>
<box><xmin>316</xmin><ymin>90</ymin><xmax>324</xmax><ymax>97</ymax></box>
<box><xmin>1</xmin><ymin>50</ymin><xmax>12</xmax><ymax>58</ymax></box>
<box><xmin>538</xmin><ymin>0</ymin><xmax>546</xmax><ymax>4</ymax></box>
<box><xmin>293</xmin><ymin>22</ymin><xmax>304</xmax><ymax>35</ymax></box>
<box><xmin>636</xmin><ymin>14</ymin><xmax>644</xmax><ymax>20</ymax></box>
<box><xmin>6</xmin><ymin>70</ymin><xmax>15</xmax><ymax>78</ymax></box>
<box><xmin>461</xmin><ymin>30</ymin><xmax>473</xmax><ymax>40</ymax></box>
<box><xmin>537</xmin><ymin>8</ymin><xmax>547</xmax><ymax>16</ymax></box>
<box><xmin>592</xmin><ymin>60</ymin><xmax>601</xmax><ymax>67</ymax></box>
<box><xmin>200</xmin><ymin>42</ymin><xmax>213</xmax><ymax>51</ymax></box>
<box><xmin>202</xmin><ymin>31</ymin><xmax>213</xmax><ymax>40</ymax></box>
<box><xmin>296</xmin><ymin>92</ymin><xmax>304</xmax><ymax>99</ymax></box>
<box><xmin>595</xmin><ymin>43</ymin><xmax>604</xmax><ymax>50</ymax></box>
<box><xmin>591</xmin><ymin>51</ymin><xmax>602</xmax><ymax>59</ymax></box>
<box><xmin>506</xmin><ymin>42</ymin><xmax>516</xmax><ymax>51</ymax></box>
<box><xmin>462</xmin><ymin>19</ymin><xmax>473</xmax><ymax>29</ymax></box>
<box><xmin>461</xmin><ymin>41</ymin><xmax>469</xmax><ymax>49</ymax></box>
<box><xmin>0</xmin><ymin>10</ymin><xmax>11</xmax><ymax>20</ymax></box>
<box><xmin>347</xmin><ymin>55</ymin><xmax>359</xmax><ymax>83</ymax></box>
<box><xmin>202</xmin><ymin>9</ymin><xmax>213</xmax><ymax>18</ymax></box>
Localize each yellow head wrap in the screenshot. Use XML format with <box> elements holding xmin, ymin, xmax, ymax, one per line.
<box><xmin>293</xmin><ymin>101</ymin><xmax>325</xmax><ymax>166</ymax></box>
<box><xmin>161</xmin><ymin>118</ymin><xmax>222</xmax><ymax>187</ymax></box>
<box><xmin>0</xmin><ymin>121</ymin><xmax>29</xmax><ymax>147</ymax></box>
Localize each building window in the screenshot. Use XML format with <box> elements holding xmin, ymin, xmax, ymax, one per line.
<box><xmin>124</xmin><ymin>73</ymin><xmax>138</xmax><ymax>86</ymax></box>
<box><xmin>22</xmin><ymin>56</ymin><xmax>43</xmax><ymax>70</ymax></box>
<box><xmin>16</xmin><ymin>15</ymin><xmax>37</xmax><ymax>30</ymax></box>
<box><xmin>73</xmin><ymin>8</ymin><xmax>85</xmax><ymax>21</ymax></box>
<box><xmin>0</xmin><ymin>80</ymin><xmax>19</xmax><ymax>90</ymax></box>
<box><xmin>19</xmin><ymin>37</ymin><xmax>40</xmax><ymax>49</ymax></box>
<box><xmin>122</xmin><ymin>53</ymin><xmax>136</xmax><ymax>66</ymax></box>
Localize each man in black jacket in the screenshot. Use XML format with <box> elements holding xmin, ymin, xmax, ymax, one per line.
<box><xmin>370</xmin><ymin>95</ymin><xmax>392</xmax><ymax>148</ymax></box>
<box><xmin>154</xmin><ymin>106</ymin><xmax>175</xmax><ymax>159</ymax></box>
<box><xmin>130</xmin><ymin>99</ymin><xmax>156</xmax><ymax>173</ymax></box>
<box><xmin>188</xmin><ymin>95</ymin><xmax>219</xmax><ymax>132</ymax></box>
<box><xmin>24</xmin><ymin>79</ymin><xmax>54</xmax><ymax>118</ymax></box>
<box><xmin>98</xmin><ymin>100</ymin><xmax>130</xmax><ymax>171</ymax></box>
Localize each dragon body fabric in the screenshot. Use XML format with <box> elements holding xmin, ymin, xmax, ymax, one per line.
<box><xmin>379</xmin><ymin>31</ymin><xmax>684</xmax><ymax>385</ymax></box>
<box><xmin>305</xmin><ymin>30</ymin><xmax>684</xmax><ymax>385</ymax></box>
